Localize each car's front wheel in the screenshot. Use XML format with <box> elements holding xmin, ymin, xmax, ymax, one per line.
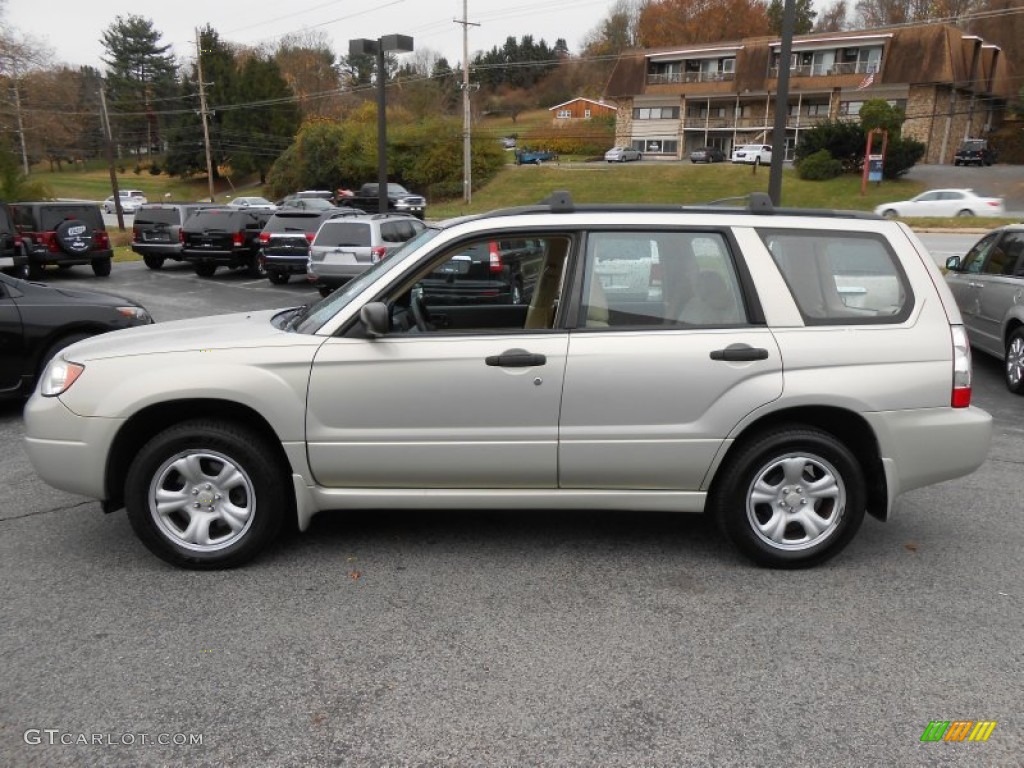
<box><xmin>125</xmin><ymin>420</ymin><xmax>289</xmax><ymax>569</ymax></box>
<box><xmin>710</xmin><ymin>427</ymin><xmax>866</xmax><ymax>568</ymax></box>
<box><xmin>143</xmin><ymin>255</ymin><xmax>165</xmax><ymax>270</ymax></box>
<box><xmin>1005</xmin><ymin>328</ymin><xmax>1024</xmax><ymax>395</ymax></box>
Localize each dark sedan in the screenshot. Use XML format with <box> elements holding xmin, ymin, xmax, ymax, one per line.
<box><xmin>0</xmin><ymin>272</ymin><xmax>152</xmax><ymax>399</ymax></box>
<box><xmin>689</xmin><ymin>146</ymin><xmax>726</xmax><ymax>163</ymax></box>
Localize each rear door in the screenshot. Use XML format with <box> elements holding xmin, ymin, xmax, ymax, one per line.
<box><xmin>558</xmin><ymin>229</ymin><xmax>783</xmax><ymax>491</ymax></box>
<box><xmin>0</xmin><ymin>279</ymin><xmax>25</xmax><ymax>393</ymax></box>
<box><xmin>973</xmin><ymin>230</ymin><xmax>1024</xmax><ymax>355</ymax></box>
<box><xmin>945</xmin><ymin>231</ymin><xmax>999</xmax><ymax>355</ymax></box>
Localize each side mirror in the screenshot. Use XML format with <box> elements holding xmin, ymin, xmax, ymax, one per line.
<box><xmin>945</xmin><ymin>255</ymin><xmax>962</xmax><ymax>271</ymax></box>
<box><xmin>359</xmin><ymin>302</ymin><xmax>389</xmax><ymax>338</ymax></box>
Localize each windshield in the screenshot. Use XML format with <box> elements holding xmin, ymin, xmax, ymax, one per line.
<box><xmin>135</xmin><ymin>208</ymin><xmax>180</xmax><ymax>225</ymax></box>
<box><xmin>293</xmin><ymin>226</ymin><xmax>440</xmax><ymax>334</ymax></box>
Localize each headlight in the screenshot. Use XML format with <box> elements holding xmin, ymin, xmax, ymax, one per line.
<box><xmin>116</xmin><ymin>306</ymin><xmax>152</xmax><ymax>323</ymax></box>
<box><xmin>40</xmin><ymin>360</ymin><xmax>85</xmax><ymax>397</ymax></box>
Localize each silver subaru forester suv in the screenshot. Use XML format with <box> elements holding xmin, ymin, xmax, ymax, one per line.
<box><xmin>24</xmin><ymin>192</ymin><xmax>991</xmax><ymax>570</ymax></box>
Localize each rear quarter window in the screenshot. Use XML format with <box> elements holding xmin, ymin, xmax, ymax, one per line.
<box><xmin>758</xmin><ymin>229</ymin><xmax>912</xmax><ymax>324</ymax></box>
<box><xmin>135</xmin><ymin>208</ymin><xmax>182</xmax><ymax>226</ymax></box>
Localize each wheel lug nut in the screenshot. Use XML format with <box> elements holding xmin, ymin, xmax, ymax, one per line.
<box><xmin>193</xmin><ymin>502</ymin><xmax>200</xmax><ymax>508</ymax></box>
<box><xmin>192</xmin><ymin>489</ymin><xmax>199</xmax><ymax>495</ymax></box>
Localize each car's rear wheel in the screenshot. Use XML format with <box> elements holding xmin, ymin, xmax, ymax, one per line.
<box><xmin>957</xmin><ymin>209</ymin><xmax>974</xmax><ymax>217</ymax></box>
<box><xmin>125</xmin><ymin>420</ymin><xmax>288</xmax><ymax>569</ymax></box>
<box><xmin>194</xmin><ymin>262</ymin><xmax>217</xmax><ymax>277</ymax></box>
<box><xmin>881</xmin><ymin>209</ymin><xmax>898</xmax><ymax>219</ymax></box>
<box><xmin>268</xmin><ymin>271</ymin><xmax>289</xmax><ymax>285</ymax></box>
<box><xmin>248</xmin><ymin>255</ymin><xmax>266</xmax><ymax>278</ymax></box>
<box><xmin>1005</xmin><ymin>328</ymin><xmax>1024</xmax><ymax>395</ymax></box>
<box><xmin>710</xmin><ymin>427</ymin><xmax>866</xmax><ymax>568</ymax></box>
<box><xmin>27</xmin><ymin>261</ymin><xmax>44</xmax><ymax>280</ymax></box>
<box><xmin>143</xmin><ymin>255</ymin><xmax>165</xmax><ymax>270</ymax></box>
<box><xmin>91</xmin><ymin>258</ymin><xmax>111</xmax><ymax>277</ymax></box>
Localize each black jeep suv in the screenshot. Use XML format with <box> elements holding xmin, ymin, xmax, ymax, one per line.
<box><xmin>132</xmin><ymin>202</ymin><xmax>216</xmax><ymax>270</ymax></box>
<box><xmin>954</xmin><ymin>139</ymin><xmax>996</xmax><ymax>166</ymax></box>
<box><xmin>10</xmin><ymin>202</ymin><xmax>113</xmax><ymax>279</ymax></box>
<box><xmin>180</xmin><ymin>207</ymin><xmax>274</xmax><ymax>277</ymax></box>
<box><xmin>0</xmin><ymin>201</ymin><xmax>23</xmax><ymax>277</ymax></box>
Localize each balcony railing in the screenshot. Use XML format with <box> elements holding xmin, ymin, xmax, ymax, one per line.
<box><xmin>647</xmin><ymin>71</ymin><xmax>737</xmax><ymax>85</ymax></box>
<box><xmin>768</xmin><ymin>61</ymin><xmax>880</xmax><ymax>79</ymax></box>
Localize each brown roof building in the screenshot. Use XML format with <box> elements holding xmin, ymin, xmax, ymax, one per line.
<box><xmin>604</xmin><ymin>23</ymin><xmax>1013</xmax><ymax>164</ymax></box>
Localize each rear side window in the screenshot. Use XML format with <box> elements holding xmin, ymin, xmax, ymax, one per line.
<box><xmin>582</xmin><ymin>231</ymin><xmax>746</xmax><ymax>328</ymax></box>
<box><xmin>315</xmin><ymin>222</ymin><xmax>371</xmax><ymax>247</ymax></box>
<box><xmin>379</xmin><ymin>220</ymin><xmax>424</xmax><ymax>242</ymax></box>
<box><xmin>759</xmin><ymin>229</ymin><xmax>911</xmax><ymax>323</ymax></box>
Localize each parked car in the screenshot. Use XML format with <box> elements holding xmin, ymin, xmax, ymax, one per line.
<box><xmin>226</xmin><ymin>196</ymin><xmax>277</xmax><ymax>211</ymax></box>
<box><xmin>22</xmin><ymin>191</ymin><xmax>992</xmax><ymax>570</ymax></box>
<box><xmin>260</xmin><ymin>208</ymin><xmax>365</xmax><ymax>285</ymax></box>
<box><xmin>307</xmin><ymin>213</ymin><xmax>426</xmax><ymax>296</ymax></box>
<box><xmin>131</xmin><ymin>202</ymin><xmax>216</xmax><ymax>270</ymax></box>
<box><xmin>180</xmin><ymin>207</ymin><xmax>275</xmax><ymax>277</ymax></box>
<box><xmin>10</xmin><ymin>202</ymin><xmax>114</xmax><ymax>279</ymax></box>
<box><xmin>874</xmin><ymin>188</ymin><xmax>1005</xmax><ymax>219</ymax></box>
<box><xmin>0</xmin><ymin>200</ymin><xmax>23</xmax><ymax>277</ymax></box>
<box><xmin>0</xmin><ymin>271</ymin><xmax>152</xmax><ymax>400</ymax></box>
<box><xmin>515</xmin><ymin>148</ymin><xmax>558</xmax><ymax>165</ymax></box>
<box><xmin>731</xmin><ymin>144</ymin><xmax>772</xmax><ymax>164</ymax></box>
<box><xmin>102</xmin><ymin>190</ymin><xmax>147</xmax><ymax>215</ymax></box>
<box><xmin>275</xmin><ymin>196</ymin><xmax>336</xmax><ymax>212</ymax></box>
<box><xmin>689</xmin><ymin>146</ymin><xmax>726</xmax><ymax>163</ymax></box>
<box><xmin>604</xmin><ymin>146</ymin><xmax>642</xmax><ymax>163</ymax></box>
<box><xmin>417</xmin><ymin>237</ymin><xmax>547</xmax><ymax>306</ymax></box>
<box><xmin>944</xmin><ymin>224</ymin><xmax>1024</xmax><ymax>393</ymax></box>
<box><xmin>954</xmin><ymin>138</ymin><xmax>996</xmax><ymax>166</ymax></box>
<box><xmin>103</xmin><ymin>195</ymin><xmax>141</xmax><ymax>215</ymax></box>
<box><xmin>501</xmin><ymin>136</ymin><xmax>517</xmax><ymax>150</ymax></box>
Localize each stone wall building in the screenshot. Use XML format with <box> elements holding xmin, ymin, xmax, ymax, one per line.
<box><xmin>604</xmin><ymin>23</ymin><xmax>1013</xmax><ymax>164</ymax></box>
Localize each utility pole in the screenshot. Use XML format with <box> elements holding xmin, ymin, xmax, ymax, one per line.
<box><xmin>768</xmin><ymin>0</ymin><xmax>796</xmax><ymax>205</ymax></box>
<box><xmin>195</xmin><ymin>28</ymin><xmax>216</xmax><ymax>203</ymax></box>
<box><xmin>454</xmin><ymin>1</ymin><xmax>479</xmax><ymax>204</ymax></box>
<box><xmin>98</xmin><ymin>85</ymin><xmax>125</xmax><ymax>231</ymax></box>
<box><xmin>10</xmin><ymin>59</ymin><xmax>30</xmax><ymax>176</ymax></box>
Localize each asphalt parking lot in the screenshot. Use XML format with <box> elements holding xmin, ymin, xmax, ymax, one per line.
<box><xmin>1</xmin><ymin>258</ymin><xmax>1021</xmax><ymax>766</ymax></box>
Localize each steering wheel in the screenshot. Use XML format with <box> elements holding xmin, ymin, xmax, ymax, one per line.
<box><xmin>409</xmin><ymin>289</ymin><xmax>434</xmax><ymax>332</ymax></box>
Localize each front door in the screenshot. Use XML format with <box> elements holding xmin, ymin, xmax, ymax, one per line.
<box><xmin>0</xmin><ymin>282</ymin><xmax>24</xmax><ymax>394</ymax></box>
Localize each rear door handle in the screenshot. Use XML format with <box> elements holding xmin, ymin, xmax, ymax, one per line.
<box><xmin>485</xmin><ymin>348</ymin><xmax>547</xmax><ymax>367</ymax></box>
<box><xmin>710</xmin><ymin>344</ymin><xmax>769</xmax><ymax>362</ymax></box>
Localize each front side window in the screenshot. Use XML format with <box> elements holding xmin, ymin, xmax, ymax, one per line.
<box><xmin>961</xmin><ymin>232</ymin><xmax>999</xmax><ymax>274</ymax></box>
<box><xmin>581</xmin><ymin>231</ymin><xmax>746</xmax><ymax>328</ymax></box>
<box><xmin>760</xmin><ymin>229</ymin><xmax>911</xmax><ymax>323</ymax></box>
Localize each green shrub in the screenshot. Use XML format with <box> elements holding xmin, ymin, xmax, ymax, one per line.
<box><xmin>881</xmin><ymin>137</ymin><xmax>926</xmax><ymax>179</ymax></box>
<box><xmin>148</xmin><ymin>164</ymin><xmax>161</xmax><ymax>175</ymax></box>
<box><xmin>796</xmin><ymin>149</ymin><xmax>843</xmax><ymax>180</ymax></box>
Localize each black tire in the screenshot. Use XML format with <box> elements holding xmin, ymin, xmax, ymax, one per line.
<box><xmin>143</xmin><ymin>255</ymin><xmax>165</xmax><ymax>270</ymax></box>
<box><xmin>39</xmin><ymin>332</ymin><xmax>92</xmax><ymax>375</ymax></box>
<box><xmin>709</xmin><ymin>427</ymin><xmax>866</xmax><ymax>568</ymax></box>
<box><xmin>1004</xmin><ymin>328</ymin><xmax>1024</xmax><ymax>395</ymax></box>
<box><xmin>956</xmin><ymin>209</ymin><xmax>974</xmax><ymax>217</ymax></box>
<box><xmin>125</xmin><ymin>420</ymin><xmax>289</xmax><ymax>569</ymax></box>
<box><xmin>27</xmin><ymin>260</ymin><xmax>45</xmax><ymax>280</ymax></box>
<box><xmin>194</xmin><ymin>262</ymin><xmax>217</xmax><ymax>277</ymax></box>
<box><xmin>268</xmin><ymin>271</ymin><xmax>290</xmax><ymax>285</ymax></box>
<box><xmin>248</xmin><ymin>255</ymin><xmax>267</xmax><ymax>278</ymax></box>
<box><xmin>54</xmin><ymin>219</ymin><xmax>95</xmax><ymax>256</ymax></box>
<box><xmin>91</xmin><ymin>258</ymin><xmax>112</xmax><ymax>277</ymax></box>
<box><xmin>10</xmin><ymin>261</ymin><xmax>31</xmax><ymax>280</ymax></box>
<box><xmin>881</xmin><ymin>209</ymin><xmax>898</xmax><ymax>220</ymax></box>
<box><xmin>318</xmin><ymin>286</ymin><xmax>333</xmax><ymax>298</ymax></box>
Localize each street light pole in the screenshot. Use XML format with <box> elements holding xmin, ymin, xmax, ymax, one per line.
<box><xmin>350</xmin><ymin>35</ymin><xmax>414</xmax><ymax>214</ymax></box>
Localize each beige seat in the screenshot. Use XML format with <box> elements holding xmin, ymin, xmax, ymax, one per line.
<box><xmin>585</xmin><ymin>278</ymin><xmax>610</xmax><ymax>327</ymax></box>
<box><xmin>678</xmin><ymin>270</ymin><xmax>741</xmax><ymax>325</ymax></box>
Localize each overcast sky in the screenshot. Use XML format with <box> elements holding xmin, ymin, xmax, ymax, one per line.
<box><xmin>6</xmin><ymin>0</ymin><xmax>615</xmax><ymax>69</ymax></box>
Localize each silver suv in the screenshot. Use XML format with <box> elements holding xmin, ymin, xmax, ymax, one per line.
<box><xmin>944</xmin><ymin>225</ymin><xmax>1024</xmax><ymax>393</ymax></box>
<box><xmin>23</xmin><ymin>192</ymin><xmax>992</xmax><ymax>570</ymax></box>
<box><xmin>306</xmin><ymin>213</ymin><xmax>425</xmax><ymax>296</ymax></box>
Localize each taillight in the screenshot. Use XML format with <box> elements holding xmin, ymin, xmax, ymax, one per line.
<box><xmin>232</xmin><ymin>232</ymin><xmax>244</xmax><ymax>247</ymax></box>
<box><xmin>132</xmin><ymin>228</ymin><xmax>140</xmax><ymax>243</ymax></box>
<box><xmin>951</xmin><ymin>325</ymin><xmax>972</xmax><ymax>408</ymax></box>
<box><xmin>41</xmin><ymin>232</ymin><xmax>60</xmax><ymax>253</ymax></box>
<box><xmin>178</xmin><ymin>230</ymin><xmax>185</xmax><ymax>244</ymax></box>
<box><xmin>488</xmin><ymin>241</ymin><xmax>502</xmax><ymax>273</ymax></box>
<box><xmin>14</xmin><ymin>234</ymin><xmax>22</xmax><ymax>249</ymax></box>
<box><xmin>305</xmin><ymin>233</ymin><xmax>316</xmax><ymax>243</ymax></box>
<box><xmin>259</xmin><ymin>231</ymin><xmax>270</xmax><ymax>244</ymax></box>
<box><xmin>95</xmin><ymin>231</ymin><xmax>109</xmax><ymax>249</ymax></box>
<box><xmin>370</xmin><ymin>246</ymin><xmax>387</xmax><ymax>263</ymax></box>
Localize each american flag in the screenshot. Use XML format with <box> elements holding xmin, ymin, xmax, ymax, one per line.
<box><xmin>857</xmin><ymin>72</ymin><xmax>875</xmax><ymax>90</ymax></box>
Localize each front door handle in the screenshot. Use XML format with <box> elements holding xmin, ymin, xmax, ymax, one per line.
<box><xmin>485</xmin><ymin>348</ymin><xmax>547</xmax><ymax>367</ymax></box>
<box><xmin>709</xmin><ymin>344</ymin><xmax>769</xmax><ymax>362</ymax></box>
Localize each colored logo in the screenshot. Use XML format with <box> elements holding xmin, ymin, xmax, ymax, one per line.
<box><xmin>920</xmin><ymin>721</ymin><xmax>996</xmax><ymax>742</ymax></box>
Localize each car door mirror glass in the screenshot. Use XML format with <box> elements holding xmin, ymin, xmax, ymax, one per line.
<box><xmin>945</xmin><ymin>255</ymin><xmax>962</xmax><ymax>271</ymax></box>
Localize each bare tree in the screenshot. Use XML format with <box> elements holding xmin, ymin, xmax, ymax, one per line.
<box><xmin>815</xmin><ymin>0</ymin><xmax>850</xmax><ymax>31</ymax></box>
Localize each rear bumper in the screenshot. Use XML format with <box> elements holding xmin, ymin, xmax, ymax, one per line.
<box><xmin>130</xmin><ymin>243</ymin><xmax>184</xmax><ymax>258</ymax></box>
<box><xmin>26</xmin><ymin>247</ymin><xmax>113</xmax><ymax>265</ymax></box>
